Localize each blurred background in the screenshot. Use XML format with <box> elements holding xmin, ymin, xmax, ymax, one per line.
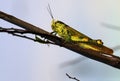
<box><xmin>0</xmin><ymin>0</ymin><xmax>120</xmax><ymax>81</ymax></box>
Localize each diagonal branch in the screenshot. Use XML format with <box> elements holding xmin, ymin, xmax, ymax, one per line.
<box><xmin>0</xmin><ymin>11</ymin><xmax>120</xmax><ymax>69</ymax></box>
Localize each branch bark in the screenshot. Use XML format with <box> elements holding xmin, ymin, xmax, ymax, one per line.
<box><xmin>0</xmin><ymin>11</ymin><xmax>120</xmax><ymax>69</ymax></box>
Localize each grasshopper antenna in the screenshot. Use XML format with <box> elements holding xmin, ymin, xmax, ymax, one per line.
<box><xmin>47</xmin><ymin>4</ymin><xmax>54</xmax><ymax>19</ymax></box>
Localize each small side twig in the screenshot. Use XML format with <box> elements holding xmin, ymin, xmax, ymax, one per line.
<box><xmin>66</xmin><ymin>73</ymin><xmax>80</xmax><ymax>81</ymax></box>
<box><xmin>0</xmin><ymin>27</ymin><xmax>54</xmax><ymax>44</ymax></box>
<box><xmin>101</xmin><ymin>23</ymin><xmax>120</xmax><ymax>31</ymax></box>
<box><xmin>0</xmin><ymin>27</ymin><xmax>30</xmax><ymax>34</ymax></box>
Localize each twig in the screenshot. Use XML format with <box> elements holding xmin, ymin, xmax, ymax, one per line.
<box><xmin>0</xmin><ymin>27</ymin><xmax>54</xmax><ymax>44</ymax></box>
<box><xmin>60</xmin><ymin>57</ymin><xmax>86</xmax><ymax>68</ymax></box>
<box><xmin>0</xmin><ymin>27</ymin><xmax>30</xmax><ymax>33</ymax></box>
<box><xmin>66</xmin><ymin>73</ymin><xmax>80</xmax><ymax>81</ymax></box>
<box><xmin>101</xmin><ymin>23</ymin><xmax>120</xmax><ymax>31</ymax></box>
<box><xmin>1</xmin><ymin>11</ymin><xmax>120</xmax><ymax>69</ymax></box>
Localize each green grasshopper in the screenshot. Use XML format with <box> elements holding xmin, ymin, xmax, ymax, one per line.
<box><xmin>47</xmin><ymin>5</ymin><xmax>113</xmax><ymax>55</ymax></box>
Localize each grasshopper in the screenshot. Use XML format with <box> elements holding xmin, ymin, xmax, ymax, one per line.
<box><xmin>47</xmin><ymin>5</ymin><xmax>113</xmax><ymax>55</ymax></box>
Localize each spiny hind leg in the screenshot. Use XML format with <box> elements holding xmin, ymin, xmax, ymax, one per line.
<box><xmin>82</xmin><ymin>39</ymin><xmax>103</xmax><ymax>45</ymax></box>
<box><xmin>71</xmin><ymin>36</ymin><xmax>89</xmax><ymax>43</ymax></box>
<box><xmin>71</xmin><ymin>36</ymin><xmax>103</xmax><ymax>45</ymax></box>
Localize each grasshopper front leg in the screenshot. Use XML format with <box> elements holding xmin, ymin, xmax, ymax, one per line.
<box><xmin>35</xmin><ymin>35</ymin><xmax>52</xmax><ymax>44</ymax></box>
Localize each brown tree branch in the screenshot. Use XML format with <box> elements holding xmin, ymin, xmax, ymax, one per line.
<box><xmin>0</xmin><ymin>11</ymin><xmax>120</xmax><ymax>69</ymax></box>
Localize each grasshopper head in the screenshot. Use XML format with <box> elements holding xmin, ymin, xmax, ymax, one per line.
<box><xmin>51</xmin><ymin>19</ymin><xmax>66</xmax><ymax>31</ymax></box>
<box><xmin>51</xmin><ymin>19</ymin><xmax>57</xmax><ymax>30</ymax></box>
<box><xmin>47</xmin><ymin>4</ymin><xmax>66</xmax><ymax>32</ymax></box>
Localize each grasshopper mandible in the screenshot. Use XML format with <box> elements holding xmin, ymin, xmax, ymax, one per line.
<box><xmin>47</xmin><ymin>5</ymin><xmax>113</xmax><ymax>55</ymax></box>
